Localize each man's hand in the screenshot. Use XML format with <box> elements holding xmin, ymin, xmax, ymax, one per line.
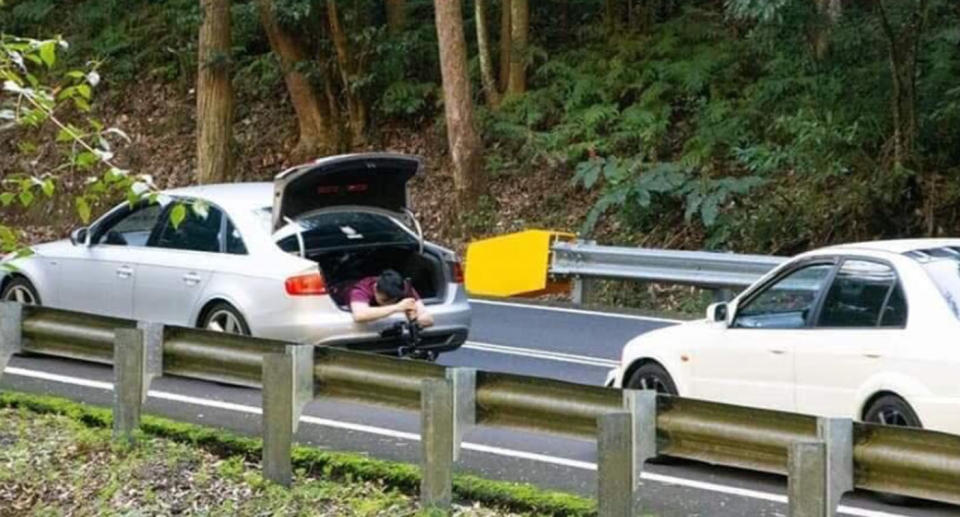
<box><xmin>393</xmin><ymin>298</ymin><xmax>417</xmax><ymax>316</ymax></box>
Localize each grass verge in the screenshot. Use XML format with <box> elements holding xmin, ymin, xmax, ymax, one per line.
<box><xmin>0</xmin><ymin>390</ymin><xmax>597</xmax><ymax>516</ymax></box>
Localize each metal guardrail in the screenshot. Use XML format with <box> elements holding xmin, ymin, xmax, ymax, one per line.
<box><xmin>550</xmin><ymin>240</ymin><xmax>788</xmax><ymax>303</ymax></box>
<box><xmin>2</xmin><ymin>302</ymin><xmax>960</xmax><ymax>515</ymax></box>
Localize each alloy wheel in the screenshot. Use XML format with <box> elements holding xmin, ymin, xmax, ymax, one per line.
<box><xmin>3</xmin><ymin>286</ymin><xmax>36</xmax><ymax>305</ymax></box>
<box><xmin>206</xmin><ymin>310</ymin><xmax>244</xmax><ymax>334</ymax></box>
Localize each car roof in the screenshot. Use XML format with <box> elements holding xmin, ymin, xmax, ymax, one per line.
<box><xmin>163</xmin><ymin>182</ymin><xmax>273</xmax><ymax>211</ymax></box>
<box><xmin>814</xmin><ymin>238</ymin><xmax>960</xmax><ymax>255</ymax></box>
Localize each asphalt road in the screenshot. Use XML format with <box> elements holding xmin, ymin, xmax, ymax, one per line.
<box><xmin>2</xmin><ymin>299</ymin><xmax>958</xmax><ymax>516</ymax></box>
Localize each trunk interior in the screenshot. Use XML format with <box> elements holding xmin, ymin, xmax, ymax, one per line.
<box><xmin>309</xmin><ymin>244</ymin><xmax>446</xmax><ymax>309</ymax></box>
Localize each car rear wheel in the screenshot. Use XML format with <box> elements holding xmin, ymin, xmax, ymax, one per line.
<box><xmin>200</xmin><ymin>302</ymin><xmax>251</xmax><ymax>336</ymax></box>
<box><xmin>864</xmin><ymin>395</ymin><xmax>921</xmax><ymax>505</ymax></box>
<box><xmin>1</xmin><ymin>277</ymin><xmax>41</xmax><ymax>305</ymax></box>
<box><xmin>625</xmin><ymin>362</ymin><xmax>678</xmax><ymax>395</ymax></box>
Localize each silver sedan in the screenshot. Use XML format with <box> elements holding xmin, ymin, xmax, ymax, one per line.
<box><xmin>0</xmin><ymin>153</ymin><xmax>471</xmax><ymax>356</ymax></box>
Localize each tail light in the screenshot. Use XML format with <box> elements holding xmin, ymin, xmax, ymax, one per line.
<box><xmin>449</xmin><ymin>261</ymin><xmax>464</xmax><ymax>284</ymax></box>
<box><xmin>285</xmin><ymin>272</ymin><xmax>327</xmax><ymax>295</ymax></box>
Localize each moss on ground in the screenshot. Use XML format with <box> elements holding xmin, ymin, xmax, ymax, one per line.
<box><xmin>0</xmin><ymin>390</ymin><xmax>599</xmax><ymax>516</ymax></box>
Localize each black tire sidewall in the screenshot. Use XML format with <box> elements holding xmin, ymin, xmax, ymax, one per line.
<box><xmin>864</xmin><ymin>395</ymin><xmax>922</xmax><ymax>428</ymax></box>
<box><xmin>1</xmin><ymin>277</ymin><xmax>41</xmax><ymax>305</ymax></box>
<box><xmin>200</xmin><ymin>302</ymin><xmax>251</xmax><ymax>336</ymax></box>
<box><xmin>626</xmin><ymin>363</ymin><xmax>679</xmax><ymax>395</ymax></box>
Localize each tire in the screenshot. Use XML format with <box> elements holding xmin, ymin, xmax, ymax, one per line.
<box><xmin>199</xmin><ymin>302</ymin><xmax>251</xmax><ymax>336</ymax></box>
<box><xmin>863</xmin><ymin>395</ymin><xmax>922</xmax><ymax>506</ymax></box>
<box><xmin>1</xmin><ymin>277</ymin><xmax>41</xmax><ymax>305</ymax></box>
<box><xmin>625</xmin><ymin>362</ymin><xmax>679</xmax><ymax>395</ymax></box>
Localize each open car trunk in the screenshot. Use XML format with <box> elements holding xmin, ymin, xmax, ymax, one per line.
<box><xmin>312</xmin><ymin>244</ymin><xmax>446</xmax><ymax>309</ymax></box>
<box><xmin>273</xmin><ymin>209</ymin><xmax>445</xmax><ymax>308</ymax></box>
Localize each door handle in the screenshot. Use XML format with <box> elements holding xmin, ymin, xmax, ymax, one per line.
<box><xmin>770</xmin><ymin>349</ymin><xmax>787</xmax><ymax>355</ymax></box>
<box><xmin>863</xmin><ymin>353</ymin><xmax>882</xmax><ymax>359</ymax></box>
<box><xmin>116</xmin><ymin>266</ymin><xmax>134</xmax><ymax>279</ymax></box>
<box><xmin>182</xmin><ymin>273</ymin><xmax>202</xmax><ymax>286</ymax></box>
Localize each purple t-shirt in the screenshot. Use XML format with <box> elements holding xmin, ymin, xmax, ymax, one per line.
<box><xmin>348</xmin><ymin>276</ymin><xmax>419</xmax><ymax>306</ymax></box>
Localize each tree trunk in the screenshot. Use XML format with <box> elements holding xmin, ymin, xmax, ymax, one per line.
<box><xmin>328</xmin><ymin>0</ymin><xmax>367</xmax><ymax>146</ymax></box>
<box><xmin>386</xmin><ymin>0</ymin><xmax>406</xmax><ymax>34</ymax></box>
<box><xmin>475</xmin><ymin>0</ymin><xmax>501</xmax><ymax>108</ymax></box>
<box><xmin>258</xmin><ymin>0</ymin><xmax>337</xmax><ymax>160</ymax></box>
<box><xmin>196</xmin><ymin>0</ymin><xmax>233</xmax><ymax>183</ymax></box>
<box><xmin>507</xmin><ymin>0</ymin><xmax>528</xmax><ymax>95</ymax></box>
<box><xmin>813</xmin><ymin>0</ymin><xmax>842</xmax><ymax>60</ymax></box>
<box><xmin>434</xmin><ymin>0</ymin><xmax>485</xmax><ymax>207</ymax></box>
<box><xmin>499</xmin><ymin>0</ymin><xmax>512</xmax><ymax>92</ymax></box>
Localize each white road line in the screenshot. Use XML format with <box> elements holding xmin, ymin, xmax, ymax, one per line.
<box><xmin>469</xmin><ymin>298</ymin><xmax>685</xmax><ymax>324</ymax></box>
<box><xmin>2</xmin><ymin>366</ymin><xmax>906</xmax><ymax>517</ymax></box>
<box><xmin>463</xmin><ymin>341</ymin><xmax>619</xmax><ymax>368</ymax></box>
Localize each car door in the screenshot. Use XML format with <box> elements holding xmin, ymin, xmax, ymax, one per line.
<box><xmin>131</xmin><ymin>201</ymin><xmax>227</xmax><ymax>326</ymax></box>
<box><xmin>58</xmin><ymin>202</ymin><xmax>166</xmax><ymax>318</ymax></box>
<box><xmin>795</xmin><ymin>259</ymin><xmax>907</xmax><ymax>418</ymax></box>
<box><xmin>691</xmin><ymin>261</ymin><xmax>837</xmax><ymax>412</ymax></box>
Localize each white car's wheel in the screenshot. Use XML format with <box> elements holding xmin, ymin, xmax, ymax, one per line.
<box><xmin>864</xmin><ymin>394</ymin><xmax>921</xmax><ymax>506</ymax></box>
<box><xmin>200</xmin><ymin>302</ymin><xmax>251</xmax><ymax>336</ymax></box>
<box><xmin>1</xmin><ymin>277</ymin><xmax>41</xmax><ymax>306</ymax></box>
<box><xmin>625</xmin><ymin>362</ymin><xmax>678</xmax><ymax>395</ymax></box>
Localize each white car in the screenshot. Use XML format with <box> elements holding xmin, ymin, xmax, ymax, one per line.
<box><xmin>0</xmin><ymin>153</ymin><xmax>471</xmax><ymax>357</ymax></box>
<box><xmin>607</xmin><ymin>239</ymin><xmax>960</xmax><ymax>435</ymax></box>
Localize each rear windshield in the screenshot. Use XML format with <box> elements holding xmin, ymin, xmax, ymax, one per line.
<box><xmin>270</xmin><ymin>210</ymin><xmax>416</xmax><ymax>252</ymax></box>
<box><xmin>906</xmin><ymin>247</ymin><xmax>960</xmax><ymax>320</ymax></box>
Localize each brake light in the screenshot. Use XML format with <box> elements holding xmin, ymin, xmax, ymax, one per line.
<box><xmin>449</xmin><ymin>261</ymin><xmax>464</xmax><ymax>284</ymax></box>
<box><xmin>285</xmin><ymin>272</ymin><xmax>327</xmax><ymax>295</ymax></box>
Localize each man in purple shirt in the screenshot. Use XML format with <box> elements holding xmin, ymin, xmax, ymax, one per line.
<box><xmin>348</xmin><ymin>269</ymin><xmax>434</xmax><ymax>327</ymax></box>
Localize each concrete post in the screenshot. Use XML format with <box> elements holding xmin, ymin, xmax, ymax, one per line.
<box><xmin>113</xmin><ymin>327</ymin><xmax>145</xmax><ymax>443</ymax></box>
<box><xmin>598</xmin><ymin>411</ymin><xmax>634</xmax><ymax>517</ymax></box>
<box><xmin>818</xmin><ymin>417</ymin><xmax>854</xmax><ymax>514</ymax></box>
<box><xmin>623</xmin><ymin>389</ymin><xmax>657</xmax><ymax>504</ymax></box>
<box><xmin>137</xmin><ymin>321</ymin><xmax>164</xmax><ymax>403</ymax></box>
<box><xmin>788</xmin><ymin>441</ymin><xmax>828</xmax><ymax>517</ymax></box>
<box><xmin>261</xmin><ymin>344</ymin><xmax>314</xmax><ymax>487</ymax></box>
<box><xmin>0</xmin><ymin>302</ymin><xmax>23</xmax><ymax>381</ymax></box>
<box><xmin>447</xmin><ymin>367</ymin><xmax>476</xmax><ymax>461</ymax></box>
<box><xmin>572</xmin><ymin>276</ymin><xmax>598</xmax><ymax>305</ymax></box>
<box><xmin>421</xmin><ymin>378</ymin><xmax>455</xmax><ymax>510</ymax></box>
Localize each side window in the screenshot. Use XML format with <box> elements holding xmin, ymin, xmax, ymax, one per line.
<box><xmin>226</xmin><ymin>219</ymin><xmax>247</xmax><ymax>255</ymax></box>
<box><xmin>96</xmin><ymin>203</ymin><xmax>165</xmax><ymax>246</ymax></box>
<box><xmin>733</xmin><ymin>264</ymin><xmax>834</xmax><ymax>329</ymax></box>
<box><xmin>817</xmin><ymin>260</ymin><xmax>899</xmax><ymax>328</ymax></box>
<box><xmin>880</xmin><ymin>284</ymin><xmax>908</xmax><ymax>327</ymax></box>
<box><xmin>151</xmin><ymin>205</ymin><xmax>224</xmax><ymax>253</ymax></box>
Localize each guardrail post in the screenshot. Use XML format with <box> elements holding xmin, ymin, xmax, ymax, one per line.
<box><xmin>0</xmin><ymin>302</ymin><xmax>23</xmax><ymax>381</ymax></box>
<box><xmin>789</xmin><ymin>441</ymin><xmax>828</xmax><ymax>517</ymax></box>
<box><xmin>712</xmin><ymin>288</ymin><xmax>733</xmax><ymax>303</ymax></box>
<box><xmin>262</xmin><ymin>344</ymin><xmax>314</xmax><ymax>487</ymax></box>
<box><xmin>137</xmin><ymin>322</ymin><xmax>164</xmax><ymax>403</ymax></box>
<box><xmin>598</xmin><ymin>411</ymin><xmax>634</xmax><ymax>517</ymax></box>
<box><xmin>572</xmin><ymin>276</ymin><xmax>598</xmax><ymax>305</ymax></box>
<box><xmin>447</xmin><ymin>367</ymin><xmax>476</xmax><ymax>462</ymax></box>
<box><xmin>113</xmin><ymin>327</ymin><xmax>145</xmax><ymax>443</ymax></box>
<box><xmin>818</xmin><ymin>417</ymin><xmax>854</xmax><ymax>515</ymax></box>
<box><xmin>421</xmin><ymin>377</ymin><xmax>454</xmax><ymax>510</ymax></box>
<box><xmin>624</xmin><ymin>389</ymin><xmax>657</xmax><ymax>508</ymax></box>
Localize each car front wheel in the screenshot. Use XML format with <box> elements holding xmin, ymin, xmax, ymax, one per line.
<box><xmin>1</xmin><ymin>277</ymin><xmax>41</xmax><ymax>306</ymax></box>
<box><xmin>200</xmin><ymin>302</ymin><xmax>251</xmax><ymax>336</ymax></box>
<box><xmin>625</xmin><ymin>362</ymin><xmax>678</xmax><ymax>395</ymax></box>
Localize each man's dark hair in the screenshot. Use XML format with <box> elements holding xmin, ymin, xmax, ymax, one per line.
<box><xmin>375</xmin><ymin>269</ymin><xmax>406</xmax><ymax>301</ymax></box>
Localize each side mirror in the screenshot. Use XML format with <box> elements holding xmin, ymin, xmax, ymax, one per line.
<box><xmin>69</xmin><ymin>227</ymin><xmax>88</xmax><ymax>246</ymax></box>
<box><xmin>706</xmin><ymin>302</ymin><xmax>728</xmax><ymax>324</ymax></box>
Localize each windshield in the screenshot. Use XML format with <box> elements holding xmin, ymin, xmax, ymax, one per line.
<box><xmin>907</xmin><ymin>247</ymin><xmax>960</xmax><ymax>321</ymax></box>
<box><xmin>265</xmin><ymin>209</ymin><xmax>417</xmax><ymax>253</ymax></box>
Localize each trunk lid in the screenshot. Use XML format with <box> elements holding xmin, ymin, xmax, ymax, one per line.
<box><xmin>272</xmin><ymin>153</ymin><xmax>421</xmax><ymax>231</ymax></box>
